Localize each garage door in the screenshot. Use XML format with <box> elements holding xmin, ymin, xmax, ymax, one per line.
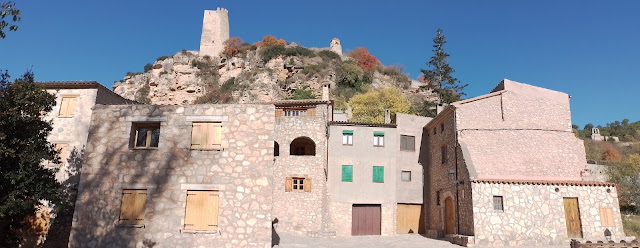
<box><xmin>397</xmin><ymin>204</ymin><xmax>421</xmax><ymax>234</ymax></box>
<box><xmin>352</xmin><ymin>204</ymin><xmax>381</xmax><ymax>235</ymax></box>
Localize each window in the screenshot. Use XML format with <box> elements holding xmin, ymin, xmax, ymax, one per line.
<box><xmin>373</xmin><ymin>132</ymin><xmax>384</xmax><ymax>147</ymax></box>
<box><xmin>284</xmin><ymin>109</ymin><xmax>307</xmax><ymax>117</ymax></box>
<box><xmin>436</xmin><ymin>190</ymin><xmax>441</xmax><ymax>206</ymax></box>
<box><xmin>285</xmin><ymin>177</ymin><xmax>311</xmax><ymax>192</ymax></box>
<box><xmin>274</xmin><ymin>141</ymin><xmax>279</xmax><ymax>156</ymax></box>
<box><xmin>441</xmin><ymin>145</ymin><xmax>448</xmax><ymax>164</ymax></box>
<box><xmin>440</xmin><ymin>123</ymin><xmax>444</xmax><ymax>132</ymax></box>
<box><xmin>432</xmin><ymin>128</ymin><xmax>436</xmax><ymax>135</ymax></box>
<box><xmin>493</xmin><ymin>196</ymin><xmax>504</xmax><ymax>211</ymax></box>
<box><xmin>132</xmin><ymin>123</ymin><xmax>160</xmax><ymax>148</ymax></box>
<box><xmin>400</xmin><ymin>135</ymin><xmax>415</xmax><ymax>151</ymax></box>
<box><xmin>373</xmin><ymin>166</ymin><xmax>384</xmax><ymax>183</ymax></box>
<box><xmin>290</xmin><ymin>137</ymin><xmax>316</xmax><ymax>156</ymax></box>
<box><xmin>191</xmin><ymin>122</ymin><xmax>222</xmax><ymax>150</ymax></box>
<box><xmin>342</xmin><ymin>165</ymin><xmax>353</xmax><ymax>182</ymax></box>
<box><xmin>401</xmin><ymin>171</ymin><xmax>411</xmax><ymax>181</ymax></box>
<box><xmin>599</xmin><ymin>207</ymin><xmax>615</xmax><ymax>227</ymax></box>
<box><xmin>118</xmin><ymin>189</ymin><xmax>147</xmax><ymax>226</ymax></box>
<box><xmin>58</xmin><ymin>96</ymin><xmax>77</xmax><ymax>117</ymax></box>
<box><xmin>184</xmin><ymin>190</ymin><xmax>219</xmax><ymax>231</ymax></box>
<box><xmin>342</xmin><ymin>130</ymin><xmax>353</xmax><ymax>145</ymax></box>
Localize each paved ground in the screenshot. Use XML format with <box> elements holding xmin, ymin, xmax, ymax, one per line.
<box><xmin>272</xmin><ymin>232</ymin><xmax>568</xmax><ymax>248</ymax></box>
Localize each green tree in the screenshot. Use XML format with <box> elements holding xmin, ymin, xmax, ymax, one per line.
<box><xmin>349</xmin><ymin>88</ymin><xmax>411</xmax><ymax>123</ymax></box>
<box><xmin>0</xmin><ymin>71</ymin><xmax>62</xmax><ymax>246</ymax></box>
<box><xmin>608</xmin><ymin>155</ymin><xmax>640</xmax><ymax>213</ymax></box>
<box><xmin>1</xmin><ymin>1</ymin><xmax>20</xmax><ymax>39</ymax></box>
<box><xmin>419</xmin><ymin>28</ymin><xmax>467</xmax><ymax>114</ymax></box>
<box><xmin>292</xmin><ymin>88</ymin><xmax>315</xmax><ymax>100</ymax></box>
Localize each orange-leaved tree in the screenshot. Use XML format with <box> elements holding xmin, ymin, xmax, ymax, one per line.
<box><xmin>222</xmin><ymin>37</ymin><xmax>245</xmax><ymax>57</ymax></box>
<box><xmin>349</xmin><ymin>47</ymin><xmax>379</xmax><ymax>72</ymax></box>
<box><xmin>254</xmin><ymin>35</ymin><xmax>285</xmax><ymax>47</ymax></box>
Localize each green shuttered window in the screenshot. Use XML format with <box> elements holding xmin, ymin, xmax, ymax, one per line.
<box><xmin>373</xmin><ymin>166</ymin><xmax>384</xmax><ymax>183</ymax></box>
<box><xmin>342</xmin><ymin>165</ymin><xmax>353</xmax><ymax>182</ymax></box>
<box><xmin>342</xmin><ymin>130</ymin><xmax>353</xmax><ymax>134</ymax></box>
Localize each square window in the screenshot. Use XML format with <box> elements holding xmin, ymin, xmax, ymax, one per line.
<box><xmin>342</xmin><ymin>165</ymin><xmax>353</xmax><ymax>182</ymax></box>
<box><xmin>441</xmin><ymin>145</ymin><xmax>448</xmax><ymax>164</ymax></box>
<box><xmin>119</xmin><ymin>189</ymin><xmax>147</xmax><ymax>225</ymax></box>
<box><xmin>58</xmin><ymin>96</ymin><xmax>78</xmax><ymax>117</ymax></box>
<box><xmin>132</xmin><ymin>123</ymin><xmax>160</xmax><ymax>148</ymax></box>
<box><xmin>191</xmin><ymin>122</ymin><xmax>222</xmax><ymax>150</ymax></box>
<box><xmin>342</xmin><ymin>130</ymin><xmax>353</xmax><ymax>145</ymax></box>
<box><xmin>493</xmin><ymin>196</ymin><xmax>504</xmax><ymax>211</ymax></box>
<box><xmin>373</xmin><ymin>166</ymin><xmax>384</xmax><ymax>183</ymax></box>
<box><xmin>373</xmin><ymin>132</ymin><xmax>385</xmax><ymax>147</ymax></box>
<box><xmin>184</xmin><ymin>190</ymin><xmax>219</xmax><ymax>231</ymax></box>
<box><xmin>286</xmin><ymin>177</ymin><xmax>311</xmax><ymax>192</ymax></box>
<box><xmin>401</xmin><ymin>171</ymin><xmax>411</xmax><ymax>181</ymax></box>
<box><xmin>400</xmin><ymin>135</ymin><xmax>415</xmax><ymax>151</ymax></box>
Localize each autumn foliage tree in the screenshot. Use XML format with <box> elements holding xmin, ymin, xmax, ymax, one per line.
<box><xmin>348</xmin><ymin>88</ymin><xmax>411</xmax><ymax>123</ymax></box>
<box><xmin>349</xmin><ymin>47</ymin><xmax>379</xmax><ymax>72</ymax></box>
<box><xmin>603</xmin><ymin>148</ymin><xmax>621</xmax><ymax>162</ymax></box>
<box><xmin>222</xmin><ymin>37</ymin><xmax>246</xmax><ymax>58</ymax></box>
<box><xmin>254</xmin><ymin>35</ymin><xmax>285</xmax><ymax>47</ymax></box>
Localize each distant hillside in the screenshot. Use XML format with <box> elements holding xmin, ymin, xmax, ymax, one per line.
<box><xmin>575</xmin><ymin>119</ymin><xmax>640</xmax><ymax>142</ymax></box>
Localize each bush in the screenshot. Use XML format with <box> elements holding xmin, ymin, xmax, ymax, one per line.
<box><xmin>135</xmin><ymin>86</ymin><xmax>151</xmax><ymax>104</ymax></box>
<box><xmin>284</xmin><ymin>46</ymin><xmax>316</xmax><ymax>57</ymax></box>
<box><xmin>335</xmin><ymin>62</ymin><xmax>369</xmax><ymax>92</ymax></box>
<box><xmin>254</xmin><ymin>35</ymin><xmax>286</xmax><ymax>47</ymax></box>
<box><xmin>220</xmin><ymin>77</ymin><xmax>236</xmax><ymax>92</ymax></box>
<box><xmin>156</xmin><ymin>55</ymin><xmax>171</xmax><ymax>61</ymax></box>
<box><xmin>292</xmin><ymin>88</ymin><xmax>316</xmax><ymax>100</ymax></box>
<box><xmin>260</xmin><ymin>45</ymin><xmax>287</xmax><ymax>62</ymax></box>
<box><xmin>143</xmin><ymin>63</ymin><xmax>153</xmax><ymax>73</ymax></box>
<box><xmin>318</xmin><ymin>50</ymin><xmax>340</xmax><ymax>61</ymax></box>
<box><xmin>126</xmin><ymin>72</ymin><xmax>142</xmax><ymax>77</ymax></box>
<box><xmin>302</xmin><ymin>64</ymin><xmax>325</xmax><ymax>75</ymax></box>
<box><xmin>349</xmin><ymin>47</ymin><xmax>379</xmax><ymax>71</ymax></box>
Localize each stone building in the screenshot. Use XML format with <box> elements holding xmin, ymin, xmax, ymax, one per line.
<box><xmin>327</xmin><ymin>113</ymin><xmax>431</xmax><ymax>236</ymax></box>
<box><xmin>200</xmin><ymin>8</ymin><xmax>230</xmax><ymax>58</ymax></box>
<box><xmin>420</xmin><ymin>79</ymin><xmax>626</xmax><ymax>246</ymax></box>
<box><xmin>68</xmin><ymin>104</ymin><xmax>275</xmax><ymax>247</ymax></box>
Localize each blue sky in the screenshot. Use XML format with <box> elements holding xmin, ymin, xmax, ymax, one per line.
<box><xmin>1</xmin><ymin>0</ymin><xmax>638</xmax><ymax>127</ymax></box>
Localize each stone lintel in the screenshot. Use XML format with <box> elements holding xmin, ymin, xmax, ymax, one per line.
<box><xmin>185</xmin><ymin>116</ymin><xmax>229</xmax><ymax>122</ymax></box>
<box><xmin>113</xmin><ymin>183</ymin><xmax>158</xmax><ymax>190</ymax></box>
<box><xmin>180</xmin><ymin>184</ymin><xmax>226</xmax><ymax>191</ymax></box>
<box><xmin>126</xmin><ymin>116</ymin><xmax>168</xmax><ymax>122</ymax></box>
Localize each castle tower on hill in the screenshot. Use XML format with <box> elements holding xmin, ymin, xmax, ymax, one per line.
<box><xmin>199</xmin><ymin>8</ymin><xmax>230</xmax><ymax>58</ymax></box>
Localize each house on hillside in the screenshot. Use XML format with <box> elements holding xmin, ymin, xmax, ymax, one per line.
<box><xmin>420</xmin><ymin>79</ymin><xmax>627</xmax><ymax>246</ymax></box>
<box><xmin>327</xmin><ymin>113</ymin><xmax>431</xmax><ymax>236</ymax></box>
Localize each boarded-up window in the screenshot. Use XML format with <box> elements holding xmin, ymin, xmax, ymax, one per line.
<box><xmin>342</xmin><ymin>165</ymin><xmax>353</xmax><ymax>182</ymax></box>
<box><xmin>373</xmin><ymin>166</ymin><xmax>384</xmax><ymax>183</ymax></box>
<box><xmin>600</xmin><ymin>207</ymin><xmax>615</xmax><ymax>227</ymax></box>
<box><xmin>184</xmin><ymin>190</ymin><xmax>219</xmax><ymax>231</ymax></box>
<box><xmin>400</xmin><ymin>135</ymin><xmax>415</xmax><ymax>151</ymax></box>
<box><xmin>441</xmin><ymin>145</ymin><xmax>448</xmax><ymax>164</ymax></box>
<box><xmin>191</xmin><ymin>123</ymin><xmax>222</xmax><ymax>150</ymax></box>
<box><xmin>58</xmin><ymin>97</ymin><xmax>77</xmax><ymax>117</ymax></box>
<box><xmin>373</xmin><ymin>132</ymin><xmax>384</xmax><ymax>147</ymax></box>
<box><xmin>401</xmin><ymin>171</ymin><xmax>411</xmax><ymax>181</ymax></box>
<box><xmin>133</xmin><ymin>123</ymin><xmax>160</xmax><ymax>148</ymax></box>
<box><xmin>493</xmin><ymin>196</ymin><xmax>504</xmax><ymax>211</ymax></box>
<box><xmin>119</xmin><ymin>189</ymin><xmax>147</xmax><ymax>225</ymax></box>
<box><xmin>285</xmin><ymin>177</ymin><xmax>311</xmax><ymax>192</ymax></box>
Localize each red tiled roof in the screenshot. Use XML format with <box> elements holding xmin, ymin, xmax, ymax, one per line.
<box><xmin>328</xmin><ymin>121</ymin><xmax>397</xmax><ymax>128</ymax></box>
<box><xmin>471</xmin><ymin>179</ymin><xmax>615</xmax><ymax>187</ymax></box>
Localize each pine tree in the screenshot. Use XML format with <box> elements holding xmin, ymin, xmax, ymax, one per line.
<box><xmin>418</xmin><ymin>28</ymin><xmax>467</xmax><ymax>116</ymax></box>
<box><xmin>0</xmin><ymin>71</ymin><xmax>61</xmax><ymax>246</ymax></box>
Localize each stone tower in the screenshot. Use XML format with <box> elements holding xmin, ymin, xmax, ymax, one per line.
<box><xmin>330</xmin><ymin>38</ymin><xmax>342</xmax><ymax>55</ymax></box>
<box><xmin>199</xmin><ymin>8</ymin><xmax>230</xmax><ymax>58</ymax></box>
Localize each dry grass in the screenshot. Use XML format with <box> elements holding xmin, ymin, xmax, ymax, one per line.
<box><xmin>622</xmin><ymin>214</ymin><xmax>640</xmax><ymax>238</ymax></box>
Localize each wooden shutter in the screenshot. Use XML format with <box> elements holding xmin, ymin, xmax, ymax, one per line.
<box><xmin>373</xmin><ymin>166</ymin><xmax>384</xmax><ymax>183</ymax></box>
<box><xmin>191</xmin><ymin>123</ymin><xmax>203</xmax><ymax>149</ymax></box>
<box><xmin>307</xmin><ymin>108</ymin><xmax>316</xmax><ymax>117</ymax></box>
<box><xmin>304</xmin><ymin>178</ymin><xmax>312</xmax><ymax>192</ymax></box>
<box><xmin>185</xmin><ymin>190</ymin><xmax>219</xmax><ymax>231</ymax></box>
<box><xmin>342</xmin><ymin>165</ymin><xmax>353</xmax><ymax>182</ymax></box>
<box><xmin>119</xmin><ymin>189</ymin><xmax>147</xmax><ymax>225</ymax></box>
<box><xmin>285</xmin><ymin>177</ymin><xmax>293</xmax><ymax>192</ymax></box>
<box><xmin>58</xmin><ymin>97</ymin><xmax>71</xmax><ymax>117</ymax></box>
<box><xmin>67</xmin><ymin>97</ymin><xmax>77</xmax><ymax>117</ymax></box>
<box><xmin>600</xmin><ymin>207</ymin><xmax>615</xmax><ymax>227</ymax></box>
<box><xmin>209</xmin><ymin>123</ymin><xmax>222</xmax><ymax>149</ymax></box>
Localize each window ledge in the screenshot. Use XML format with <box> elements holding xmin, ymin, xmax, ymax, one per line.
<box><xmin>130</xmin><ymin>147</ymin><xmax>159</xmax><ymax>150</ymax></box>
<box><xmin>342</xmin><ymin>144</ymin><xmax>353</xmax><ymax>146</ymax></box>
<box><xmin>180</xmin><ymin>229</ymin><xmax>219</xmax><ymax>234</ymax></box>
<box><xmin>57</xmin><ymin>116</ymin><xmax>74</xmax><ymax>118</ymax></box>
<box><xmin>117</xmin><ymin>224</ymin><xmax>145</xmax><ymax>228</ymax></box>
<box><xmin>190</xmin><ymin>148</ymin><xmax>223</xmax><ymax>151</ymax></box>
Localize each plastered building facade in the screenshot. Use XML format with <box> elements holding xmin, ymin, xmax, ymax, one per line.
<box><xmin>420</xmin><ymin>79</ymin><xmax>626</xmax><ymax>246</ymax></box>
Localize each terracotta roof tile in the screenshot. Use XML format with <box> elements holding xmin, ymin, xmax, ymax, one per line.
<box><xmin>471</xmin><ymin>179</ymin><xmax>615</xmax><ymax>187</ymax></box>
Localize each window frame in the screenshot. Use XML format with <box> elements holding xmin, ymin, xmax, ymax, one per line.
<box><xmin>57</xmin><ymin>96</ymin><xmax>78</xmax><ymax>118</ymax></box>
<box><xmin>401</xmin><ymin>171</ymin><xmax>411</xmax><ymax>182</ymax></box>
<box><xmin>493</xmin><ymin>195</ymin><xmax>504</xmax><ymax>211</ymax></box>
<box><xmin>284</xmin><ymin>108</ymin><xmax>307</xmax><ymax>117</ymax></box>
<box><xmin>190</xmin><ymin>122</ymin><xmax>222</xmax><ymax>150</ymax></box>
<box><xmin>285</xmin><ymin>177</ymin><xmax>311</xmax><ymax>192</ymax></box>
<box><xmin>400</xmin><ymin>135</ymin><xmax>415</xmax><ymax>151</ymax></box>
<box><xmin>373</xmin><ymin>132</ymin><xmax>385</xmax><ymax>147</ymax></box>
<box><xmin>132</xmin><ymin>123</ymin><xmax>161</xmax><ymax>149</ymax></box>
<box><xmin>342</xmin><ymin>130</ymin><xmax>353</xmax><ymax>146</ymax></box>
<box><xmin>441</xmin><ymin>145</ymin><xmax>448</xmax><ymax>164</ymax></box>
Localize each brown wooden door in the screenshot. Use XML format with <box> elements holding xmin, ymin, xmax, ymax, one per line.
<box><xmin>444</xmin><ymin>197</ymin><xmax>455</xmax><ymax>234</ymax></box>
<box><xmin>397</xmin><ymin>204</ymin><xmax>422</xmax><ymax>234</ymax></box>
<box><xmin>352</xmin><ymin>204</ymin><xmax>381</xmax><ymax>235</ymax></box>
<box><xmin>563</xmin><ymin>198</ymin><xmax>583</xmax><ymax>238</ymax></box>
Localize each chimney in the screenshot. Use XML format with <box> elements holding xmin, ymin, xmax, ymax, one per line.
<box><xmin>322</xmin><ymin>83</ymin><xmax>330</xmax><ymax>101</ymax></box>
<box><xmin>384</xmin><ymin>109</ymin><xmax>391</xmax><ymax>124</ymax></box>
<box><xmin>436</xmin><ymin>103</ymin><xmax>447</xmax><ymax>115</ymax></box>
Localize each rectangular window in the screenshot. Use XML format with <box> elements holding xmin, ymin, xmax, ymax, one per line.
<box><xmin>400</xmin><ymin>135</ymin><xmax>415</xmax><ymax>151</ymax></box>
<box><xmin>493</xmin><ymin>196</ymin><xmax>504</xmax><ymax>211</ymax></box>
<box><xmin>342</xmin><ymin>130</ymin><xmax>353</xmax><ymax>145</ymax></box>
<box><xmin>184</xmin><ymin>190</ymin><xmax>219</xmax><ymax>231</ymax></box>
<box><xmin>436</xmin><ymin>190</ymin><xmax>441</xmax><ymax>206</ymax></box>
<box><xmin>599</xmin><ymin>207</ymin><xmax>615</xmax><ymax>227</ymax></box>
<box><xmin>440</xmin><ymin>123</ymin><xmax>445</xmax><ymax>132</ymax></box>
<box><xmin>373</xmin><ymin>132</ymin><xmax>384</xmax><ymax>147</ymax></box>
<box><xmin>441</xmin><ymin>145</ymin><xmax>448</xmax><ymax>164</ymax></box>
<box><xmin>373</xmin><ymin>166</ymin><xmax>384</xmax><ymax>183</ymax></box>
<box><xmin>401</xmin><ymin>171</ymin><xmax>411</xmax><ymax>181</ymax></box>
<box><xmin>132</xmin><ymin>123</ymin><xmax>160</xmax><ymax>148</ymax></box>
<box><xmin>119</xmin><ymin>189</ymin><xmax>147</xmax><ymax>225</ymax></box>
<box><xmin>191</xmin><ymin>122</ymin><xmax>222</xmax><ymax>150</ymax></box>
<box><xmin>58</xmin><ymin>96</ymin><xmax>78</xmax><ymax>117</ymax></box>
<box><xmin>284</xmin><ymin>109</ymin><xmax>307</xmax><ymax>117</ymax></box>
<box><xmin>285</xmin><ymin>177</ymin><xmax>311</xmax><ymax>192</ymax></box>
<box><xmin>342</xmin><ymin>165</ymin><xmax>353</xmax><ymax>182</ymax></box>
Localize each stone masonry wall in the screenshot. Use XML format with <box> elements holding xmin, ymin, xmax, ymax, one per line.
<box><xmin>69</xmin><ymin>104</ymin><xmax>274</xmax><ymax>248</ymax></box>
<box><xmin>472</xmin><ymin>182</ymin><xmax>625</xmax><ymax>246</ymax></box>
<box><xmin>272</xmin><ymin>104</ymin><xmax>329</xmax><ymax>235</ymax></box>
<box><xmin>200</xmin><ymin>8</ymin><xmax>230</xmax><ymax>58</ymax></box>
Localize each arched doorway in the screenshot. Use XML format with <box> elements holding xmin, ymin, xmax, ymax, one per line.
<box><xmin>274</xmin><ymin>141</ymin><xmax>279</xmax><ymax>156</ymax></box>
<box><xmin>444</xmin><ymin>197</ymin><xmax>455</xmax><ymax>234</ymax></box>
<box><xmin>290</xmin><ymin>137</ymin><xmax>316</xmax><ymax>156</ymax></box>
